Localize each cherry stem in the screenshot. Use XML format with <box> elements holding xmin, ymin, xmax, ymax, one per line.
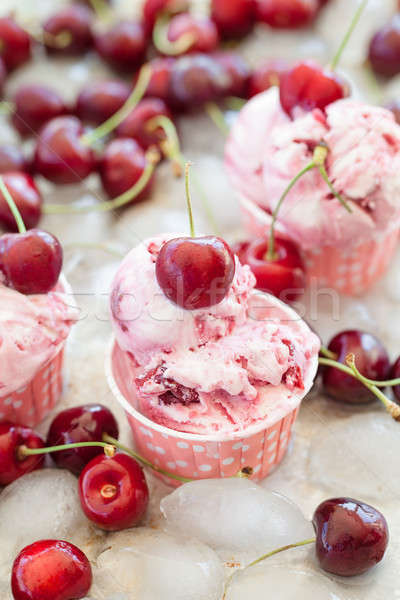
<box><xmin>225</xmin><ymin>96</ymin><xmax>247</xmax><ymax>111</ymax></box>
<box><xmin>330</xmin><ymin>0</ymin><xmax>369</xmax><ymax>70</ymax></box>
<box><xmin>18</xmin><ymin>441</ymin><xmax>116</xmax><ymax>461</ymax></box>
<box><xmin>43</xmin><ymin>148</ymin><xmax>160</xmax><ymax>214</ymax></box>
<box><xmin>319</xmin><ymin>345</ymin><xmax>338</xmax><ymax>360</ymax></box>
<box><xmin>80</xmin><ymin>65</ymin><xmax>152</xmax><ymax>147</ymax></box>
<box><xmin>88</xmin><ymin>0</ymin><xmax>113</xmax><ymax>22</ymax></box>
<box><xmin>185</xmin><ymin>162</ymin><xmax>195</xmax><ymax>237</ymax></box>
<box><xmin>0</xmin><ymin>175</ymin><xmax>26</xmax><ymax>233</ymax></box>
<box><xmin>153</xmin><ymin>12</ymin><xmax>196</xmax><ymax>56</ymax></box>
<box><xmin>205</xmin><ymin>102</ymin><xmax>229</xmax><ymax>136</ymax></box>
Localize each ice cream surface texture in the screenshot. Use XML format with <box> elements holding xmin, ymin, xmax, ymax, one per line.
<box><xmin>225</xmin><ymin>88</ymin><xmax>400</xmax><ymax>249</ymax></box>
<box><xmin>110</xmin><ymin>235</ymin><xmax>320</xmax><ymax>434</ymax></box>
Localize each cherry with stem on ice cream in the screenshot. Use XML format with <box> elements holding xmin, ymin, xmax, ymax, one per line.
<box><xmin>0</xmin><ymin>16</ymin><xmax>31</xmax><ymax>71</ymax></box>
<box><xmin>11</xmin><ymin>540</ymin><xmax>92</xmax><ymax>600</ymax></box>
<box><xmin>0</xmin><ymin>422</ymin><xmax>45</xmax><ymax>486</ymax></box>
<box><xmin>0</xmin><ymin>172</ymin><xmax>42</xmax><ymax>231</ymax></box>
<box><xmin>154</xmin><ymin>13</ymin><xmax>219</xmax><ymax>56</ymax></box>
<box><xmin>94</xmin><ymin>21</ymin><xmax>147</xmax><ymax>72</ymax></box>
<box><xmin>42</xmin><ymin>5</ymin><xmax>93</xmax><ymax>55</ymax></box>
<box><xmin>11</xmin><ymin>84</ymin><xmax>68</xmax><ymax>137</ymax></box>
<box><xmin>211</xmin><ymin>0</ymin><xmax>256</xmax><ymax>39</ymax></box>
<box><xmin>368</xmin><ymin>15</ymin><xmax>400</xmax><ymax>78</ymax></box>
<box><xmin>75</xmin><ymin>79</ymin><xmax>131</xmax><ymax>126</ymax></box>
<box><xmin>255</xmin><ymin>0</ymin><xmax>320</xmax><ymax>29</ymax></box>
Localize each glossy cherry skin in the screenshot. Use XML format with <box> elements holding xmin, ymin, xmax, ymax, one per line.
<box><xmin>142</xmin><ymin>0</ymin><xmax>189</xmax><ymax>35</ymax></box>
<box><xmin>0</xmin><ymin>173</ymin><xmax>42</xmax><ymax>232</ymax></box>
<box><xmin>0</xmin><ymin>422</ymin><xmax>44</xmax><ymax>486</ymax></box>
<box><xmin>156</xmin><ymin>236</ymin><xmax>235</xmax><ymax>309</ymax></box>
<box><xmin>145</xmin><ymin>57</ymin><xmax>175</xmax><ymax>101</ymax></box>
<box><xmin>255</xmin><ymin>0</ymin><xmax>320</xmax><ymax>29</ymax></box>
<box><xmin>322</xmin><ymin>330</ymin><xmax>390</xmax><ymax>404</ymax></box>
<box><xmin>234</xmin><ymin>237</ymin><xmax>305</xmax><ymax>302</ymax></box>
<box><xmin>75</xmin><ymin>79</ymin><xmax>131</xmax><ymax>126</ymax></box>
<box><xmin>12</xmin><ymin>540</ymin><xmax>92</xmax><ymax>600</ymax></box>
<box><xmin>279</xmin><ymin>60</ymin><xmax>347</xmax><ymax>117</ymax></box>
<box><xmin>46</xmin><ymin>404</ymin><xmax>119</xmax><ymax>475</ymax></box>
<box><xmin>0</xmin><ymin>146</ymin><xmax>28</xmax><ymax>174</ymax></box>
<box><xmin>213</xmin><ymin>51</ymin><xmax>250</xmax><ymax>97</ymax></box>
<box><xmin>247</xmin><ymin>58</ymin><xmax>290</xmax><ymax>97</ymax></box>
<box><xmin>99</xmin><ymin>138</ymin><xmax>151</xmax><ymax>200</ymax></box>
<box><xmin>43</xmin><ymin>5</ymin><xmax>93</xmax><ymax>55</ymax></box>
<box><xmin>0</xmin><ymin>229</ymin><xmax>62</xmax><ymax>295</ymax></box>
<box><xmin>313</xmin><ymin>498</ymin><xmax>389</xmax><ymax>577</ymax></box>
<box><xmin>34</xmin><ymin>116</ymin><xmax>94</xmax><ymax>185</ymax></box>
<box><xmin>0</xmin><ymin>17</ymin><xmax>31</xmax><ymax>71</ymax></box>
<box><xmin>166</xmin><ymin>13</ymin><xmax>219</xmax><ymax>54</ymax></box>
<box><xmin>116</xmin><ymin>98</ymin><xmax>172</xmax><ymax>149</ymax></box>
<box><xmin>369</xmin><ymin>15</ymin><xmax>400</xmax><ymax>78</ymax></box>
<box><xmin>78</xmin><ymin>453</ymin><xmax>149</xmax><ymax>531</ymax></box>
<box><xmin>0</xmin><ymin>57</ymin><xmax>6</xmax><ymax>97</ymax></box>
<box><xmin>211</xmin><ymin>0</ymin><xmax>256</xmax><ymax>39</ymax></box>
<box><xmin>390</xmin><ymin>356</ymin><xmax>400</xmax><ymax>403</ymax></box>
<box><xmin>11</xmin><ymin>84</ymin><xmax>68</xmax><ymax>138</ymax></box>
<box><xmin>94</xmin><ymin>22</ymin><xmax>147</xmax><ymax>72</ymax></box>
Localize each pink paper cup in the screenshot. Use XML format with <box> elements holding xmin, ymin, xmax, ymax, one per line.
<box><xmin>240</xmin><ymin>196</ymin><xmax>399</xmax><ymax>296</ymax></box>
<box><xmin>105</xmin><ymin>295</ymin><xmax>318</xmax><ymax>487</ymax></box>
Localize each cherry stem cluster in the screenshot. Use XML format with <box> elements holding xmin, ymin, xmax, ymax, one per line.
<box><xmin>153</xmin><ymin>12</ymin><xmax>195</xmax><ymax>55</ymax></box>
<box><xmin>0</xmin><ymin>176</ymin><xmax>27</xmax><ymax>233</ymax></box>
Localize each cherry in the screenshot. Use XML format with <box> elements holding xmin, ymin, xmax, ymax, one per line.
<box><xmin>33</xmin><ymin>116</ymin><xmax>95</xmax><ymax>185</ymax></box>
<box><xmin>11</xmin><ymin>540</ymin><xmax>92</xmax><ymax>600</ymax></box>
<box><xmin>369</xmin><ymin>15</ymin><xmax>400</xmax><ymax>78</ymax></box>
<box><xmin>0</xmin><ymin>17</ymin><xmax>31</xmax><ymax>71</ymax></box>
<box><xmin>313</xmin><ymin>498</ymin><xmax>389</xmax><ymax>576</ymax></box>
<box><xmin>211</xmin><ymin>0</ymin><xmax>256</xmax><ymax>39</ymax></box>
<box><xmin>386</xmin><ymin>99</ymin><xmax>400</xmax><ymax>125</ymax></box>
<box><xmin>322</xmin><ymin>330</ymin><xmax>390</xmax><ymax>404</ymax></box>
<box><xmin>142</xmin><ymin>0</ymin><xmax>189</xmax><ymax>35</ymax></box>
<box><xmin>75</xmin><ymin>79</ymin><xmax>131</xmax><ymax>126</ymax></box>
<box><xmin>0</xmin><ymin>229</ymin><xmax>62</xmax><ymax>295</ymax></box>
<box><xmin>0</xmin><ymin>146</ymin><xmax>28</xmax><ymax>174</ymax></box>
<box><xmin>78</xmin><ymin>453</ymin><xmax>149</xmax><ymax>531</ymax></box>
<box><xmin>213</xmin><ymin>51</ymin><xmax>250</xmax><ymax>97</ymax></box>
<box><xmin>0</xmin><ymin>56</ymin><xmax>6</xmax><ymax>97</ymax></box>
<box><xmin>247</xmin><ymin>58</ymin><xmax>290</xmax><ymax>97</ymax></box>
<box><xmin>116</xmin><ymin>98</ymin><xmax>172</xmax><ymax>149</ymax></box>
<box><xmin>99</xmin><ymin>138</ymin><xmax>151</xmax><ymax>200</ymax></box>
<box><xmin>46</xmin><ymin>404</ymin><xmax>119</xmax><ymax>475</ymax></box>
<box><xmin>166</xmin><ymin>13</ymin><xmax>219</xmax><ymax>54</ymax></box>
<box><xmin>43</xmin><ymin>5</ymin><xmax>93</xmax><ymax>55</ymax></box>
<box><xmin>234</xmin><ymin>236</ymin><xmax>305</xmax><ymax>302</ymax></box>
<box><xmin>145</xmin><ymin>57</ymin><xmax>175</xmax><ymax>101</ymax></box>
<box><xmin>0</xmin><ymin>422</ymin><xmax>44</xmax><ymax>486</ymax></box>
<box><xmin>11</xmin><ymin>84</ymin><xmax>68</xmax><ymax>138</ymax></box>
<box><xmin>390</xmin><ymin>356</ymin><xmax>400</xmax><ymax>403</ymax></box>
<box><xmin>255</xmin><ymin>0</ymin><xmax>320</xmax><ymax>29</ymax></box>
<box><xmin>94</xmin><ymin>22</ymin><xmax>147</xmax><ymax>72</ymax></box>
<box><xmin>0</xmin><ymin>173</ymin><xmax>42</xmax><ymax>232</ymax></box>
<box><xmin>279</xmin><ymin>60</ymin><xmax>347</xmax><ymax>117</ymax></box>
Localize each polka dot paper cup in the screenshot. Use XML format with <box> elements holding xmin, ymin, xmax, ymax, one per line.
<box><xmin>105</xmin><ymin>295</ymin><xmax>319</xmax><ymax>488</ymax></box>
<box><xmin>240</xmin><ymin>195</ymin><xmax>399</xmax><ymax>296</ymax></box>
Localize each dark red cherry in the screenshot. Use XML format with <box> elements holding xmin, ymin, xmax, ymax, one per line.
<box><xmin>234</xmin><ymin>236</ymin><xmax>305</xmax><ymax>302</ymax></box>
<box><xmin>0</xmin><ymin>422</ymin><xmax>44</xmax><ymax>486</ymax></box>
<box><xmin>142</xmin><ymin>0</ymin><xmax>189</xmax><ymax>35</ymax></box>
<box><xmin>0</xmin><ymin>17</ymin><xmax>31</xmax><ymax>71</ymax></box>
<box><xmin>279</xmin><ymin>60</ymin><xmax>347</xmax><ymax>117</ymax></box>
<box><xmin>33</xmin><ymin>116</ymin><xmax>94</xmax><ymax>184</ymax></box>
<box><xmin>213</xmin><ymin>51</ymin><xmax>250</xmax><ymax>97</ymax></box>
<box><xmin>145</xmin><ymin>57</ymin><xmax>175</xmax><ymax>101</ymax></box>
<box><xmin>0</xmin><ymin>173</ymin><xmax>42</xmax><ymax>232</ymax></box>
<box><xmin>0</xmin><ymin>146</ymin><xmax>28</xmax><ymax>174</ymax></box>
<box><xmin>390</xmin><ymin>356</ymin><xmax>400</xmax><ymax>403</ymax></box>
<box><xmin>43</xmin><ymin>5</ymin><xmax>93</xmax><ymax>55</ymax></box>
<box><xmin>166</xmin><ymin>13</ymin><xmax>219</xmax><ymax>54</ymax></box>
<box><xmin>11</xmin><ymin>540</ymin><xmax>92</xmax><ymax>600</ymax></box>
<box><xmin>313</xmin><ymin>498</ymin><xmax>389</xmax><ymax>577</ymax></box>
<box><xmin>369</xmin><ymin>15</ymin><xmax>400</xmax><ymax>78</ymax></box>
<box><xmin>75</xmin><ymin>79</ymin><xmax>131</xmax><ymax>125</ymax></box>
<box><xmin>255</xmin><ymin>0</ymin><xmax>320</xmax><ymax>29</ymax></box>
<box><xmin>322</xmin><ymin>330</ymin><xmax>390</xmax><ymax>404</ymax></box>
<box><xmin>247</xmin><ymin>58</ymin><xmax>290</xmax><ymax>97</ymax></box>
<box><xmin>211</xmin><ymin>0</ymin><xmax>256</xmax><ymax>39</ymax></box>
<box><xmin>386</xmin><ymin>99</ymin><xmax>400</xmax><ymax>125</ymax></box>
<box><xmin>94</xmin><ymin>22</ymin><xmax>147</xmax><ymax>72</ymax></box>
<box><xmin>46</xmin><ymin>404</ymin><xmax>119</xmax><ymax>475</ymax></box>
<box><xmin>0</xmin><ymin>57</ymin><xmax>6</xmax><ymax>97</ymax></box>
<box><xmin>0</xmin><ymin>229</ymin><xmax>62</xmax><ymax>295</ymax></box>
<box><xmin>116</xmin><ymin>98</ymin><xmax>172</xmax><ymax>149</ymax></box>
<box><xmin>99</xmin><ymin>138</ymin><xmax>151</xmax><ymax>200</ymax></box>
<box><xmin>78</xmin><ymin>453</ymin><xmax>149</xmax><ymax>531</ymax></box>
<box><xmin>11</xmin><ymin>84</ymin><xmax>68</xmax><ymax>138</ymax></box>
<box><xmin>156</xmin><ymin>236</ymin><xmax>235</xmax><ymax>309</ymax></box>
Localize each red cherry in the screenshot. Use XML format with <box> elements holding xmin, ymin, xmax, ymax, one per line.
<box><xmin>34</xmin><ymin>116</ymin><xmax>95</xmax><ymax>185</ymax></box>
<box><xmin>156</xmin><ymin>236</ymin><xmax>235</xmax><ymax>309</ymax></box>
<box><xmin>94</xmin><ymin>22</ymin><xmax>147</xmax><ymax>72</ymax></box>
<box><xmin>213</xmin><ymin>51</ymin><xmax>250</xmax><ymax>97</ymax></box>
<box><xmin>99</xmin><ymin>138</ymin><xmax>151</xmax><ymax>200</ymax></box>
<box><xmin>142</xmin><ymin>0</ymin><xmax>189</xmax><ymax>35</ymax></box>
<box><xmin>116</xmin><ymin>98</ymin><xmax>172</xmax><ymax>149</ymax></box>
<box><xmin>43</xmin><ymin>5</ymin><xmax>93</xmax><ymax>55</ymax></box>
<box><xmin>75</xmin><ymin>79</ymin><xmax>131</xmax><ymax>126</ymax></box>
<box><xmin>0</xmin><ymin>229</ymin><xmax>62</xmax><ymax>295</ymax></box>
<box><xmin>78</xmin><ymin>453</ymin><xmax>149</xmax><ymax>531</ymax></box>
<box><xmin>0</xmin><ymin>146</ymin><xmax>28</xmax><ymax>174</ymax></box>
<box><xmin>46</xmin><ymin>404</ymin><xmax>119</xmax><ymax>475</ymax></box>
<box><xmin>0</xmin><ymin>57</ymin><xmax>6</xmax><ymax>97</ymax></box>
<box><xmin>0</xmin><ymin>173</ymin><xmax>42</xmax><ymax>232</ymax></box>
<box><xmin>0</xmin><ymin>17</ymin><xmax>31</xmax><ymax>71</ymax></box>
<box><xmin>234</xmin><ymin>236</ymin><xmax>305</xmax><ymax>302</ymax></box>
<box><xmin>11</xmin><ymin>84</ymin><xmax>68</xmax><ymax>138</ymax></box>
<box><xmin>255</xmin><ymin>0</ymin><xmax>320</xmax><ymax>29</ymax></box>
<box><xmin>322</xmin><ymin>330</ymin><xmax>390</xmax><ymax>404</ymax></box>
<box><xmin>11</xmin><ymin>540</ymin><xmax>92</xmax><ymax>600</ymax></box>
<box><xmin>279</xmin><ymin>60</ymin><xmax>347</xmax><ymax>117</ymax></box>
<box><xmin>211</xmin><ymin>0</ymin><xmax>256</xmax><ymax>39</ymax></box>
<box><xmin>390</xmin><ymin>356</ymin><xmax>400</xmax><ymax>403</ymax></box>
<box><xmin>166</xmin><ymin>13</ymin><xmax>219</xmax><ymax>54</ymax></box>
<box><xmin>386</xmin><ymin>99</ymin><xmax>400</xmax><ymax>125</ymax></box>
<box><xmin>0</xmin><ymin>422</ymin><xmax>44</xmax><ymax>486</ymax></box>
<box><xmin>313</xmin><ymin>498</ymin><xmax>389</xmax><ymax>577</ymax></box>
<box><xmin>369</xmin><ymin>15</ymin><xmax>400</xmax><ymax>78</ymax></box>
<box><xmin>145</xmin><ymin>57</ymin><xmax>175</xmax><ymax>101</ymax></box>
<box><xmin>247</xmin><ymin>58</ymin><xmax>290</xmax><ymax>97</ymax></box>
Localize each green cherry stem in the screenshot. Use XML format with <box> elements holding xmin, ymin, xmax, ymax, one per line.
<box><xmin>185</xmin><ymin>162</ymin><xmax>195</xmax><ymax>237</ymax></box>
<box><xmin>89</xmin><ymin>0</ymin><xmax>113</xmax><ymax>22</ymax></box>
<box><xmin>205</xmin><ymin>102</ymin><xmax>230</xmax><ymax>136</ymax></box>
<box><xmin>0</xmin><ymin>176</ymin><xmax>26</xmax><ymax>233</ymax></box>
<box><xmin>319</xmin><ymin>345</ymin><xmax>338</xmax><ymax>360</ymax></box>
<box><xmin>330</xmin><ymin>0</ymin><xmax>369</xmax><ymax>70</ymax></box>
<box><xmin>153</xmin><ymin>12</ymin><xmax>196</xmax><ymax>56</ymax></box>
<box><xmin>225</xmin><ymin>96</ymin><xmax>247</xmax><ymax>111</ymax></box>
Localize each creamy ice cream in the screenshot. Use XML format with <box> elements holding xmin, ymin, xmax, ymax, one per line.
<box><xmin>110</xmin><ymin>235</ymin><xmax>320</xmax><ymax>434</ymax></box>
